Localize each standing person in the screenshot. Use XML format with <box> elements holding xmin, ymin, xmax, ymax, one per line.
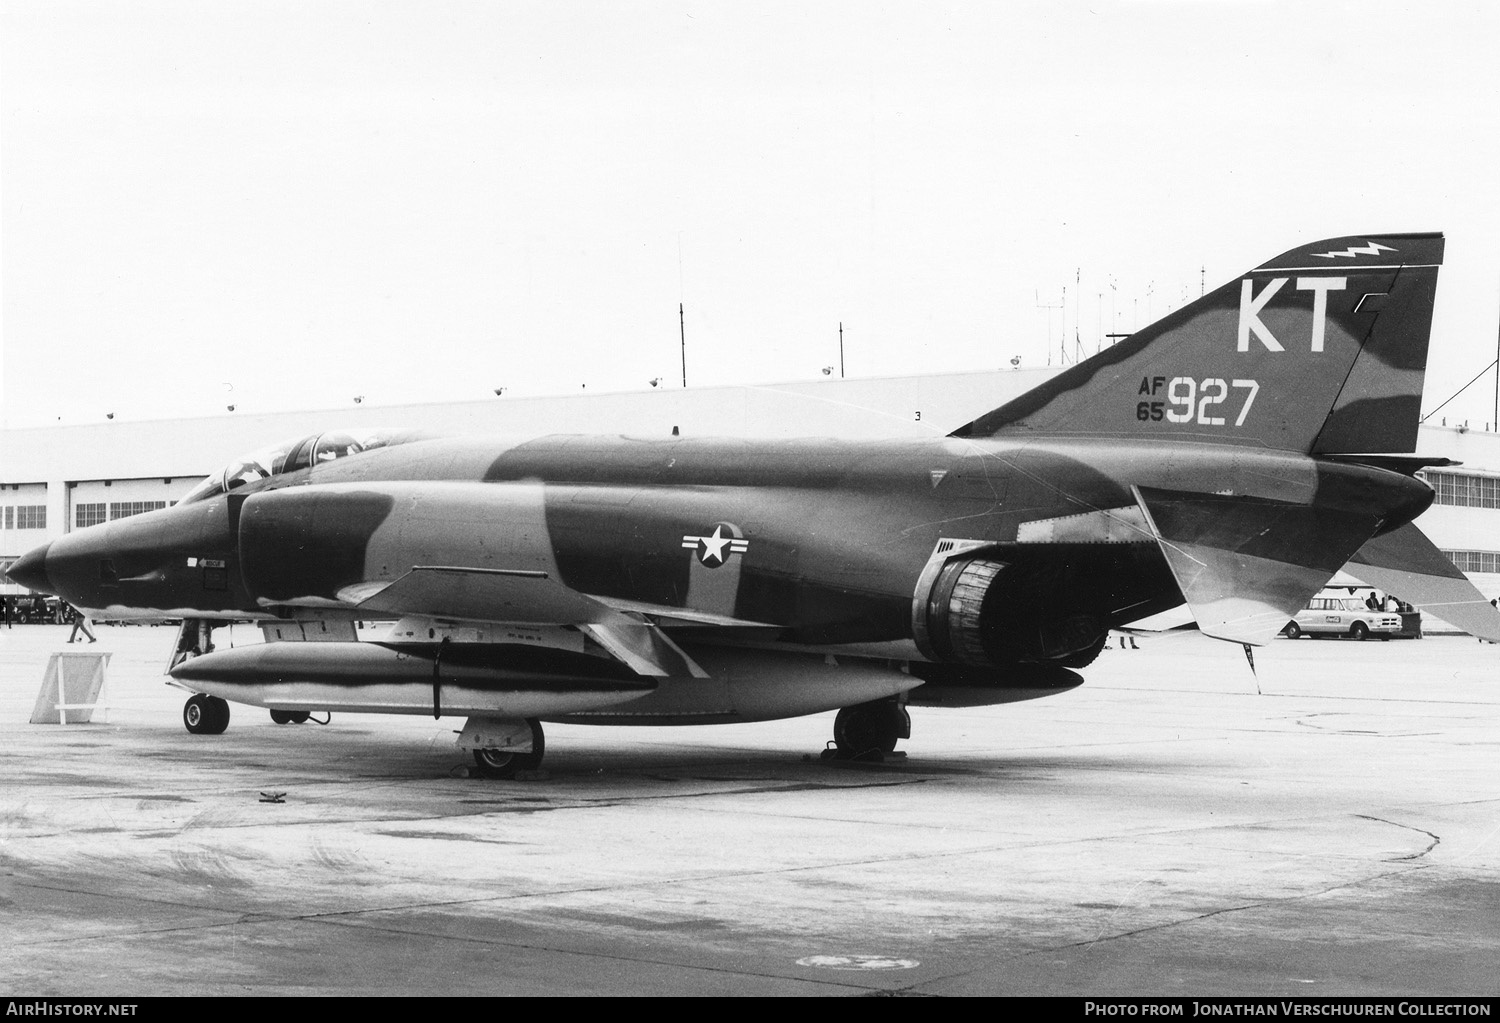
<box><xmin>67</xmin><ymin>606</ymin><xmax>96</xmax><ymax>643</ymax></box>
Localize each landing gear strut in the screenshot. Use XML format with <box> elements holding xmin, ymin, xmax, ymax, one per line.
<box><xmin>831</xmin><ymin>697</ymin><xmax>910</xmax><ymax>758</ymax></box>
<box><xmin>168</xmin><ymin>618</ymin><xmax>216</xmax><ymax>672</ymax></box>
<box><xmin>183</xmin><ymin>693</ymin><xmax>231</xmax><ymax>735</ymax></box>
<box><xmin>470</xmin><ymin>719</ymin><xmax>546</xmax><ymax>778</ymax></box>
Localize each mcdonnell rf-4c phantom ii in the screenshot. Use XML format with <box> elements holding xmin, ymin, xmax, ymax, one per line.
<box><xmin>9</xmin><ymin>233</ymin><xmax>1500</xmax><ymax>776</ymax></box>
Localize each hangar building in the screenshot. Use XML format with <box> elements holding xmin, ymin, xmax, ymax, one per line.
<box><xmin>4</xmin><ymin>368</ymin><xmax>1498</xmax><ymax>609</ymax></box>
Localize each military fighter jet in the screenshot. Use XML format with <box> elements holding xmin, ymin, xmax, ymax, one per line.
<box><xmin>9</xmin><ymin>232</ymin><xmax>1498</xmax><ymax>775</ymax></box>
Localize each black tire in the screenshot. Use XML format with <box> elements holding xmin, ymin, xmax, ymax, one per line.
<box><xmin>1351</xmin><ymin>621</ymin><xmax>1369</xmax><ymax>641</ymax></box>
<box><xmin>184</xmin><ymin>694</ymin><xmax>209</xmax><ymax>732</ymax></box>
<box><xmin>1060</xmin><ymin>632</ymin><xmax>1109</xmax><ymax>668</ymax></box>
<box><xmin>270</xmin><ymin>709</ymin><xmax>293</xmax><ymax>724</ymax></box>
<box><xmin>834</xmin><ymin>700</ymin><xmax>907</xmax><ymax>755</ymax></box>
<box><xmin>1284</xmin><ymin>622</ymin><xmax>1302</xmax><ymax>639</ymax></box>
<box><xmin>288</xmin><ymin>711</ymin><xmax>310</xmax><ymax>724</ymax></box>
<box><xmin>184</xmin><ymin>694</ymin><xmax>229</xmax><ymax>735</ymax></box>
<box><xmin>472</xmin><ymin>719</ymin><xmax>545</xmax><ymax>778</ymax></box>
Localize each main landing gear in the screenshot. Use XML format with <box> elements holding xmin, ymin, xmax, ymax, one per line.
<box><xmin>183</xmin><ymin>693</ymin><xmax>231</xmax><ymax>735</ymax></box>
<box><xmin>470</xmin><ymin>718</ymin><xmax>546</xmax><ymax>779</ymax></box>
<box><xmin>269</xmin><ymin>709</ymin><xmax>312</xmax><ymax>724</ymax></box>
<box><xmin>829</xmin><ymin>697</ymin><xmax>910</xmax><ymax>759</ymax></box>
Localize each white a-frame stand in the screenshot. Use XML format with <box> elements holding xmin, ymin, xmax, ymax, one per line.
<box><xmin>30</xmin><ymin>651</ymin><xmax>113</xmax><ymax>724</ymax></box>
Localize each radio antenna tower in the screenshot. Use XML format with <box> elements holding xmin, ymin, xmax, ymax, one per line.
<box><xmin>1036</xmin><ymin>289</ymin><xmax>1066</xmax><ymax>365</ymax></box>
<box><xmin>1075</xmin><ymin>268</ymin><xmax>1087</xmax><ymax>360</ymax></box>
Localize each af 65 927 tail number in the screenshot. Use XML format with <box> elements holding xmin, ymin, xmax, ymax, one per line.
<box><xmin>1137</xmin><ymin>377</ymin><xmax>1259</xmax><ymax>427</ymax></box>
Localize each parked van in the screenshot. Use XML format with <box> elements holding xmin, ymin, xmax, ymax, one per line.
<box><xmin>1281</xmin><ymin>597</ymin><xmax>1402</xmax><ymax>640</ymax></box>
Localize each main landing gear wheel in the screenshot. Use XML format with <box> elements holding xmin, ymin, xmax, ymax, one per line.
<box><xmin>833</xmin><ymin>699</ymin><xmax>910</xmax><ymax>756</ymax></box>
<box><xmin>269</xmin><ymin>710</ymin><xmax>312</xmax><ymax>724</ymax></box>
<box><xmin>1060</xmin><ymin>632</ymin><xmax>1109</xmax><ymax>668</ymax></box>
<box><xmin>184</xmin><ymin>694</ymin><xmax>230</xmax><ymax>735</ymax></box>
<box><xmin>471</xmin><ymin>719</ymin><xmax>545</xmax><ymax>779</ymax></box>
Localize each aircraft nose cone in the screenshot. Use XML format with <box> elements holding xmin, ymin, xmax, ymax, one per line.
<box><xmin>6</xmin><ymin>543</ymin><xmax>53</xmax><ymax>593</ymax></box>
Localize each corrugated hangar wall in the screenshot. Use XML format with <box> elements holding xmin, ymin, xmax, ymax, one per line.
<box><xmin>3</xmin><ymin>369</ymin><xmax>1498</xmax><ymax>598</ymax></box>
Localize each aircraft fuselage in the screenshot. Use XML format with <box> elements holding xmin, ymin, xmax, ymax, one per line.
<box><xmin>22</xmin><ymin>433</ymin><xmax>1432</xmax><ymax>666</ymax></box>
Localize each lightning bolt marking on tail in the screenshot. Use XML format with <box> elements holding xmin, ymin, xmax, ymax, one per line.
<box><xmin>1309</xmin><ymin>242</ymin><xmax>1397</xmax><ymax>259</ymax></box>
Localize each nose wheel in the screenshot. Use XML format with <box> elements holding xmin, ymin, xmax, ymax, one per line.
<box><xmin>183</xmin><ymin>693</ymin><xmax>231</xmax><ymax>735</ymax></box>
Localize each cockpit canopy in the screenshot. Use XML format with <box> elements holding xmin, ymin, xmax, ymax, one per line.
<box><xmin>179</xmin><ymin>427</ymin><xmax>430</xmax><ymax>505</ymax></box>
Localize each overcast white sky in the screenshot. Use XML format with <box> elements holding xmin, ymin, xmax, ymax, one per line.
<box><xmin>4</xmin><ymin>1</ymin><xmax>1500</xmax><ymax>429</ymax></box>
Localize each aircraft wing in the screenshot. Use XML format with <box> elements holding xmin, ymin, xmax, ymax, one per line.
<box><xmin>348</xmin><ymin>565</ymin><xmax>610</xmax><ymax>625</ymax></box>
<box><xmin>348</xmin><ymin>566</ymin><xmax>710</xmax><ymax>678</ymax></box>
<box><xmin>1133</xmin><ymin>486</ymin><xmax>1384</xmax><ymax>646</ymax></box>
<box><xmin>592</xmin><ymin>596</ymin><xmax>783</xmax><ymax>631</ymax></box>
<box><xmin>1343</xmin><ymin>522</ymin><xmax>1500</xmax><ymax>641</ymax></box>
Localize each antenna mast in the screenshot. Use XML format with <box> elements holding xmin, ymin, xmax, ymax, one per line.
<box><xmin>1036</xmin><ymin>289</ymin><xmax>1065</xmax><ymax>365</ymax></box>
<box><xmin>1076</xmin><ymin>268</ymin><xmax>1086</xmax><ymax>359</ymax></box>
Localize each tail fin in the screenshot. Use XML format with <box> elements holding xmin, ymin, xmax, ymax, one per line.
<box><xmin>953</xmin><ymin>233</ymin><xmax>1443</xmax><ymax>453</ymax></box>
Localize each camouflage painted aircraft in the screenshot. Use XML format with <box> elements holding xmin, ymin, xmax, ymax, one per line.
<box><xmin>9</xmin><ymin>232</ymin><xmax>1499</xmax><ymax>775</ymax></box>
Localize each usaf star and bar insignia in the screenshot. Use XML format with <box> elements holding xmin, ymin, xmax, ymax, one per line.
<box><xmin>681</xmin><ymin>524</ymin><xmax>750</xmax><ymax>567</ymax></box>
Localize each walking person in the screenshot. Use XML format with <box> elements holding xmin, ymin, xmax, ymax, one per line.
<box><xmin>67</xmin><ymin>606</ymin><xmax>96</xmax><ymax>643</ymax></box>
